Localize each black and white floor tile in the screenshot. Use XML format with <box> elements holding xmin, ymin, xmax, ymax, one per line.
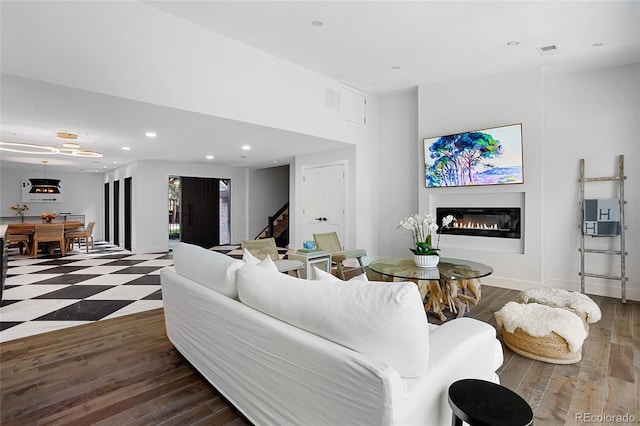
<box><xmin>0</xmin><ymin>241</ymin><xmax>172</xmax><ymax>343</ymax></box>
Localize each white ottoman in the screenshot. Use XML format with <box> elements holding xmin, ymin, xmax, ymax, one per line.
<box><xmin>495</xmin><ymin>301</ymin><xmax>588</xmax><ymax>364</ymax></box>
<box><xmin>518</xmin><ymin>287</ymin><xmax>601</xmax><ymax>330</ymax></box>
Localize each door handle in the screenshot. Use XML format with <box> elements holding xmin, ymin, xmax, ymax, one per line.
<box><xmin>315</xmin><ymin>217</ymin><xmax>328</xmax><ymax>221</ymax></box>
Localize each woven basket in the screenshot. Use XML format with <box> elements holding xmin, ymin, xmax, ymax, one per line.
<box><xmin>501</xmin><ymin>326</ymin><xmax>582</xmax><ymax>365</ymax></box>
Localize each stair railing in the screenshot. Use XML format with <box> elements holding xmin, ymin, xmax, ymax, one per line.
<box><xmin>255</xmin><ymin>202</ymin><xmax>289</xmax><ymax>240</ymax></box>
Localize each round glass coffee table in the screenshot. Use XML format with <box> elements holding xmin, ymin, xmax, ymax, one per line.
<box><xmin>369</xmin><ymin>257</ymin><xmax>493</xmax><ymax>321</ymax></box>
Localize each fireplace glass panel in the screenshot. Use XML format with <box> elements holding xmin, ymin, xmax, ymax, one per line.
<box><xmin>436</xmin><ymin>207</ymin><xmax>521</xmax><ymax>239</ymax></box>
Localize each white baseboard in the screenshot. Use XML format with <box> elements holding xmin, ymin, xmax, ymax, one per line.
<box><xmin>482</xmin><ymin>276</ymin><xmax>638</xmax><ymax>302</ymax></box>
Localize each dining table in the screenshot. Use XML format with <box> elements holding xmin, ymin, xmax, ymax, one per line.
<box><xmin>7</xmin><ymin>220</ymin><xmax>84</xmax><ymax>233</ymax></box>
<box><xmin>7</xmin><ymin>221</ymin><xmax>84</xmax><ymax>256</ymax></box>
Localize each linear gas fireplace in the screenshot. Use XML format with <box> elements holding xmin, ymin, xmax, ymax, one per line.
<box><xmin>436</xmin><ymin>207</ymin><xmax>521</xmax><ymax>239</ymax></box>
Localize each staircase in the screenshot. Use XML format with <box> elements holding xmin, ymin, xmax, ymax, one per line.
<box><xmin>256</xmin><ymin>203</ymin><xmax>289</xmax><ymax>247</ymax></box>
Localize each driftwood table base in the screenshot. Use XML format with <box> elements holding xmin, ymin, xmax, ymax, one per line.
<box><xmin>419</xmin><ymin>279</ymin><xmax>482</xmax><ymax>321</ymax></box>
<box><xmin>368</xmin><ymin>257</ymin><xmax>492</xmax><ymax>322</ymax></box>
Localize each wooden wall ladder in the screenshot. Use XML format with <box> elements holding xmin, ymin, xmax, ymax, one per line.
<box><xmin>578</xmin><ymin>155</ymin><xmax>628</xmax><ymax>303</ymax></box>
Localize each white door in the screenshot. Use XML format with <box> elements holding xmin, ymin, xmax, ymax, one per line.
<box><xmin>301</xmin><ymin>163</ymin><xmax>346</xmax><ymax>245</ymax></box>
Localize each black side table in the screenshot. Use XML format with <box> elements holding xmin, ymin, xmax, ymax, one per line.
<box><xmin>448</xmin><ymin>379</ymin><xmax>534</xmax><ymax>426</ymax></box>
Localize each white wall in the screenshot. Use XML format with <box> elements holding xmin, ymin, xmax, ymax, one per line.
<box><xmin>543</xmin><ymin>64</ymin><xmax>639</xmax><ymax>300</ymax></box>
<box><xmin>375</xmin><ymin>90</ymin><xmax>420</xmax><ymax>258</ymax></box>
<box><xmin>104</xmin><ymin>160</ymin><xmax>250</xmax><ymax>253</ymax></box>
<box><xmin>290</xmin><ymin>96</ymin><xmax>381</xmax><ymax>262</ymax></box>
<box><xmin>248</xmin><ymin>165</ymin><xmax>290</xmax><ymax>239</ymax></box>
<box><xmin>406</xmin><ymin>64</ymin><xmax>638</xmax><ymax>301</ymax></box>
<box><xmin>1</xmin><ymin>165</ymin><xmax>103</xmax><ymax>238</ymax></box>
<box><xmin>418</xmin><ymin>69</ymin><xmax>544</xmax><ymax>289</ymax></box>
<box><xmin>3</xmin><ymin>1</ymin><xmax>361</xmax><ymax>146</ymax></box>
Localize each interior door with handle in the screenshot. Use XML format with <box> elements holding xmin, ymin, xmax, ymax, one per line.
<box><xmin>301</xmin><ymin>163</ymin><xmax>346</xmax><ymax>244</ymax></box>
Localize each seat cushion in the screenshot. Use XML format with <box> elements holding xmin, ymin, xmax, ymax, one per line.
<box><xmin>331</xmin><ymin>249</ymin><xmax>367</xmax><ymax>262</ymax></box>
<box><xmin>273</xmin><ymin>259</ymin><xmax>304</xmax><ymax>273</ymax></box>
<box><xmin>495</xmin><ymin>301</ymin><xmax>587</xmax><ymax>353</ymax></box>
<box><xmin>237</xmin><ymin>264</ymin><xmax>429</xmax><ymax>378</ymax></box>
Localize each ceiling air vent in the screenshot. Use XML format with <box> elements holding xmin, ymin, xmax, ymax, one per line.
<box><xmin>537</xmin><ymin>44</ymin><xmax>560</xmax><ymax>56</ymax></box>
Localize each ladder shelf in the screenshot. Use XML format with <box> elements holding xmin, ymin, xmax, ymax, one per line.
<box><xmin>578</xmin><ymin>155</ymin><xmax>628</xmax><ymax>303</ymax></box>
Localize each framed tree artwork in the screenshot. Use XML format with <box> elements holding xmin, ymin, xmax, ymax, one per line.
<box><xmin>424</xmin><ymin>123</ymin><xmax>524</xmax><ymax>188</ymax></box>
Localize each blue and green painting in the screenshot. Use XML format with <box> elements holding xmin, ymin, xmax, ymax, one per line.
<box><xmin>424</xmin><ymin>123</ymin><xmax>523</xmax><ymax>187</ymax></box>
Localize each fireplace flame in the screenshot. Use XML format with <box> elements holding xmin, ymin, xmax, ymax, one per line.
<box><xmin>454</xmin><ymin>222</ymin><xmax>500</xmax><ymax>230</ymax></box>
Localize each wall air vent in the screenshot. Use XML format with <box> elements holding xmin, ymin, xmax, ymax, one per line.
<box><xmin>537</xmin><ymin>44</ymin><xmax>560</xmax><ymax>56</ymax></box>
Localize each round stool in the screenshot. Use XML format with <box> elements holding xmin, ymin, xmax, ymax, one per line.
<box><xmin>448</xmin><ymin>379</ymin><xmax>533</xmax><ymax>426</ymax></box>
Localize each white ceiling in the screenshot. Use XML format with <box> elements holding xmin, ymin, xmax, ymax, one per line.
<box><xmin>2</xmin><ymin>1</ymin><xmax>638</xmax><ymax>172</ymax></box>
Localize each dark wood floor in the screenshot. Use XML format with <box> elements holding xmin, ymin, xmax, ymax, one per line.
<box><xmin>1</xmin><ymin>275</ymin><xmax>637</xmax><ymax>425</ymax></box>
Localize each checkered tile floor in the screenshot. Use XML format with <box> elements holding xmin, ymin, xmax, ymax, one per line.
<box><xmin>0</xmin><ymin>242</ymin><xmax>300</xmax><ymax>343</ymax></box>
<box><xmin>0</xmin><ymin>241</ymin><xmax>172</xmax><ymax>343</ymax></box>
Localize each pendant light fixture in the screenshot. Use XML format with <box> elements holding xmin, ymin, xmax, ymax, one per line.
<box><xmin>29</xmin><ymin>160</ymin><xmax>61</xmax><ymax>194</ymax></box>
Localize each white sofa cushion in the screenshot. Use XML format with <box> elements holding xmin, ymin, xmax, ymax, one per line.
<box><xmin>242</xmin><ymin>249</ymin><xmax>279</xmax><ymax>272</ymax></box>
<box><xmin>237</xmin><ymin>264</ymin><xmax>429</xmax><ymax>378</ymax></box>
<box><xmin>312</xmin><ymin>265</ymin><xmax>368</xmax><ymax>281</ymax></box>
<box><xmin>173</xmin><ymin>242</ymin><xmax>243</xmax><ymax>298</ymax></box>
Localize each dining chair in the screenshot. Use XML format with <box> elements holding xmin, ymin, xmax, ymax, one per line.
<box><xmin>65</xmin><ymin>221</ymin><xmax>96</xmax><ymax>253</ymax></box>
<box><xmin>6</xmin><ymin>224</ymin><xmax>31</xmax><ymax>255</ymax></box>
<box><xmin>241</xmin><ymin>238</ymin><xmax>304</xmax><ymax>277</ymax></box>
<box><xmin>313</xmin><ymin>232</ymin><xmax>367</xmax><ymax>280</ymax></box>
<box><xmin>32</xmin><ymin>223</ymin><xmax>65</xmax><ymax>258</ymax></box>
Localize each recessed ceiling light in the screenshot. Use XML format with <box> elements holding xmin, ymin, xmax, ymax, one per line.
<box><xmin>121</xmin><ymin>146</ymin><xmax>131</xmax><ymax>151</ymax></box>
<box><xmin>242</xmin><ymin>145</ymin><xmax>251</xmax><ymax>151</ymax></box>
<box><xmin>507</xmin><ymin>40</ymin><xmax>520</xmax><ymax>47</ymax></box>
<box><xmin>311</xmin><ymin>20</ymin><xmax>323</xmax><ymax>27</ymax></box>
<box><xmin>206</xmin><ymin>155</ymin><xmax>214</xmax><ymax>160</ymax></box>
<box><xmin>145</xmin><ymin>132</ymin><xmax>157</xmax><ymax>138</ymax></box>
<box><xmin>113</xmin><ymin>161</ymin><xmax>118</xmax><ymax>164</ymax></box>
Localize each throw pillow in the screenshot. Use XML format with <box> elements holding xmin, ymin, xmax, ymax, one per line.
<box><xmin>313</xmin><ymin>265</ymin><xmax>368</xmax><ymax>282</ymax></box>
<box><xmin>173</xmin><ymin>242</ymin><xmax>243</xmax><ymax>298</ymax></box>
<box><xmin>237</xmin><ymin>264</ymin><xmax>429</xmax><ymax>378</ymax></box>
<box><xmin>242</xmin><ymin>249</ymin><xmax>279</xmax><ymax>272</ymax></box>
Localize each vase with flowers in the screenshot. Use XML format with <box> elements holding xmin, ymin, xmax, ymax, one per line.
<box><xmin>40</xmin><ymin>212</ymin><xmax>57</xmax><ymax>223</ymax></box>
<box><xmin>10</xmin><ymin>204</ymin><xmax>29</xmax><ymax>223</ymax></box>
<box><xmin>397</xmin><ymin>212</ymin><xmax>455</xmax><ymax>267</ymax></box>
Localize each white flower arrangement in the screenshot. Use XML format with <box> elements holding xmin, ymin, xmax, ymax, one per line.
<box><xmin>397</xmin><ymin>212</ymin><xmax>455</xmax><ymax>255</ymax></box>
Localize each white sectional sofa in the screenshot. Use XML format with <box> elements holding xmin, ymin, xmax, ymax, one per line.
<box><xmin>160</xmin><ymin>243</ymin><xmax>503</xmax><ymax>426</ymax></box>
